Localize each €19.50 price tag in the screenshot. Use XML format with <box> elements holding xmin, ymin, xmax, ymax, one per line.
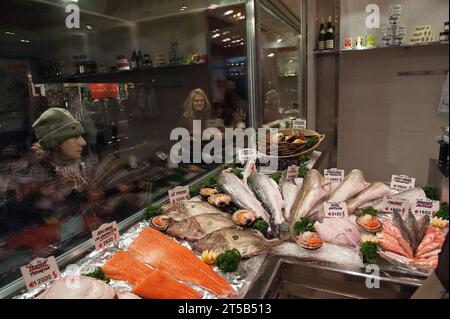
<box><xmin>323</xmin><ymin>202</ymin><xmax>349</xmax><ymax>219</ymax></box>
<box><xmin>238</xmin><ymin>148</ymin><xmax>257</xmax><ymax>163</ymax></box>
<box><xmin>413</xmin><ymin>199</ymin><xmax>440</xmax><ymax>218</ymax></box>
<box><xmin>293</xmin><ymin>119</ymin><xmax>307</xmax><ymax>130</ymax></box>
<box><xmin>390</xmin><ymin>175</ymin><xmax>416</xmax><ymax>191</ymax></box>
<box><xmin>168</xmin><ymin>186</ymin><xmax>190</xmax><ymax>204</ymax></box>
<box><xmin>92</xmin><ymin>221</ymin><xmax>120</xmax><ymax>251</ymax></box>
<box><xmin>382</xmin><ymin>196</ymin><xmax>409</xmax><ymax>216</ymax></box>
<box><xmin>20</xmin><ymin>257</ymin><xmax>60</xmax><ymax>291</ymax></box>
<box><xmin>287</xmin><ymin>165</ymin><xmax>299</xmax><ymax>180</ymax></box>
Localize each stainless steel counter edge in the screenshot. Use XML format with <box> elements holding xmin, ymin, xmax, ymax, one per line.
<box><xmin>0</xmin><ymin>165</ymin><xmax>228</xmax><ymax>299</ymax></box>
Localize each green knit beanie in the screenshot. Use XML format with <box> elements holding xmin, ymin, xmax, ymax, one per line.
<box><xmin>33</xmin><ymin>108</ymin><xmax>85</xmax><ymax>150</ymax></box>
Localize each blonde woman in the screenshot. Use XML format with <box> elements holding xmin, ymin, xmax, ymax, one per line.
<box><xmin>181</xmin><ymin>88</ymin><xmax>212</xmax><ymax>133</ymax></box>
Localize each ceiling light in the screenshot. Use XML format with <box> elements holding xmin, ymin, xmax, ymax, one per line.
<box><xmin>288</xmin><ymin>59</ymin><xmax>294</xmax><ymax>63</ymax></box>
<box><xmin>267</xmin><ymin>53</ymin><xmax>275</xmax><ymax>57</ymax></box>
<box><xmin>222</xmin><ymin>38</ymin><xmax>231</xmax><ymax>42</ymax></box>
<box><xmin>277</xmin><ymin>38</ymin><xmax>283</xmax><ymax>43</ymax></box>
<box><xmin>224</xmin><ymin>10</ymin><xmax>234</xmax><ymax>16</ymax></box>
<box><xmin>5</xmin><ymin>31</ymin><xmax>15</xmax><ymax>35</ymax></box>
<box><xmin>86</xmin><ymin>25</ymin><xmax>93</xmax><ymax>30</ymax></box>
<box><xmin>180</xmin><ymin>6</ymin><xmax>187</xmax><ymax>11</ymax></box>
<box><xmin>222</xmin><ymin>31</ymin><xmax>230</xmax><ymax>35</ymax></box>
<box><xmin>212</xmin><ymin>33</ymin><xmax>220</xmax><ymax>39</ymax></box>
<box><xmin>237</xmin><ymin>12</ymin><xmax>242</xmax><ymax>17</ymax></box>
<box><xmin>208</xmin><ymin>4</ymin><xmax>219</xmax><ymax>10</ymax></box>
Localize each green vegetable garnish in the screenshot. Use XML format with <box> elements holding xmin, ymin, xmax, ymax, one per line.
<box><xmin>362</xmin><ymin>206</ymin><xmax>377</xmax><ymax>217</ymax></box>
<box><xmin>298</xmin><ymin>155</ymin><xmax>310</xmax><ymax>165</ymax></box>
<box><xmin>298</xmin><ymin>166</ymin><xmax>310</xmax><ymax>178</ymax></box>
<box><xmin>305</xmin><ymin>136</ymin><xmax>319</xmax><ymax>149</ymax></box>
<box><xmin>293</xmin><ymin>218</ymin><xmax>315</xmax><ymax>235</ymax></box>
<box><xmin>189</xmin><ymin>186</ymin><xmax>200</xmax><ymax>198</ymax></box>
<box><xmin>84</xmin><ymin>267</ymin><xmax>111</xmax><ymax>284</ymax></box>
<box><xmin>436</xmin><ymin>203</ymin><xmax>449</xmax><ymax>220</ymax></box>
<box><xmin>216</xmin><ymin>249</ymin><xmax>241</xmax><ymax>273</ymax></box>
<box><xmin>360</xmin><ymin>242</ymin><xmax>380</xmax><ymax>264</ymax></box>
<box><xmin>203</xmin><ymin>176</ymin><xmax>218</xmax><ymax>188</ymax></box>
<box><xmin>144</xmin><ymin>204</ymin><xmax>162</xmax><ymax>220</ymax></box>
<box><xmin>233</xmin><ymin>168</ymin><xmax>243</xmax><ymax>179</ymax></box>
<box><xmin>422</xmin><ymin>185</ymin><xmax>436</xmax><ymax>200</ymax></box>
<box><xmin>253</xmin><ymin>217</ymin><xmax>269</xmax><ymax>237</ymax></box>
<box><xmin>271</xmin><ymin>172</ymin><xmax>282</xmax><ymax>184</ymax></box>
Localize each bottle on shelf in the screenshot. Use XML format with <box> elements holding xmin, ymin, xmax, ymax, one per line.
<box><xmin>318</xmin><ymin>18</ymin><xmax>326</xmax><ymax>50</ymax></box>
<box><xmin>325</xmin><ymin>16</ymin><xmax>335</xmax><ymax>50</ymax></box>
<box><xmin>131</xmin><ymin>49</ymin><xmax>138</xmax><ymax>69</ymax></box>
<box><xmin>137</xmin><ymin>50</ymin><xmax>144</xmax><ymax>69</ymax></box>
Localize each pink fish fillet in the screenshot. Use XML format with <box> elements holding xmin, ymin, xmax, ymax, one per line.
<box><xmin>379</xmin><ymin>236</ymin><xmax>410</xmax><ymax>258</ymax></box>
<box><xmin>414</xmin><ymin>255</ymin><xmax>439</xmax><ymax>270</ymax></box>
<box><xmin>416</xmin><ymin>248</ymin><xmax>442</xmax><ymax>259</ymax></box>
<box><xmin>416</xmin><ymin>227</ymin><xmax>446</xmax><ymax>257</ymax></box>
<box><xmin>380</xmin><ymin>220</ymin><xmax>413</xmax><ymax>258</ymax></box>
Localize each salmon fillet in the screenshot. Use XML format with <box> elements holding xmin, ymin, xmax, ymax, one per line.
<box><xmin>102</xmin><ymin>251</ymin><xmax>201</xmax><ymax>299</ymax></box>
<box><xmin>132</xmin><ymin>271</ymin><xmax>201</xmax><ymax>299</ymax></box>
<box><xmin>102</xmin><ymin>251</ymin><xmax>153</xmax><ymax>286</ymax></box>
<box><xmin>128</xmin><ymin>227</ymin><xmax>236</xmax><ymax>297</ymax></box>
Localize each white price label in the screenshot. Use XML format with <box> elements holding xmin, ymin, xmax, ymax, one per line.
<box><xmin>20</xmin><ymin>257</ymin><xmax>60</xmax><ymax>291</ymax></box>
<box><xmin>287</xmin><ymin>165</ymin><xmax>299</xmax><ymax>180</ymax></box>
<box><xmin>324</xmin><ymin>168</ymin><xmax>345</xmax><ymax>183</ymax></box>
<box><xmin>293</xmin><ymin>119</ymin><xmax>307</xmax><ymax>130</ymax></box>
<box><xmin>238</xmin><ymin>148</ymin><xmax>257</xmax><ymax>163</ymax></box>
<box><xmin>92</xmin><ymin>222</ymin><xmax>120</xmax><ymax>250</ymax></box>
<box><xmin>413</xmin><ymin>199</ymin><xmax>440</xmax><ymax>218</ymax></box>
<box><xmin>323</xmin><ymin>201</ymin><xmax>349</xmax><ymax>219</ymax></box>
<box><xmin>390</xmin><ymin>175</ymin><xmax>416</xmax><ymax>191</ymax></box>
<box><xmin>168</xmin><ymin>186</ymin><xmax>190</xmax><ymax>203</ymax></box>
<box><xmin>382</xmin><ymin>196</ymin><xmax>410</xmax><ymax>216</ymax></box>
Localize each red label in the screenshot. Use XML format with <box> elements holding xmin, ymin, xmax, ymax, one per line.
<box><xmin>89</xmin><ymin>83</ymin><xmax>119</xmax><ymax>99</ymax></box>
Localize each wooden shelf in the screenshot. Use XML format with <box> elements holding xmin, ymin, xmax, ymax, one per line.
<box><xmin>339</xmin><ymin>41</ymin><xmax>449</xmax><ymax>53</ymax></box>
<box><xmin>314</xmin><ymin>49</ymin><xmax>340</xmax><ymax>56</ymax></box>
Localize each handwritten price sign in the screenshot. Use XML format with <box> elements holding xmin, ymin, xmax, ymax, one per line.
<box><xmin>390</xmin><ymin>175</ymin><xmax>415</xmax><ymax>191</ymax></box>
<box><xmin>413</xmin><ymin>199</ymin><xmax>440</xmax><ymax>218</ymax></box>
<box><xmin>293</xmin><ymin>119</ymin><xmax>307</xmax><ymax>130</ymax></box>
<box><xmin>323</xmin><ymin>201</ymin><xmax>349</xmax><ymax>219</ymax></box>
<box><xmin>382</xmin><ymin>196</ymin><xmax>410</xmax><ymax>217</ymax></box>
<box><xmin>20</xmin><ymin>257</ymin><xmax>60</xmax><ymax>292</ymax></box>
<box><xmin>287</xmin><ymin>165</ymin><xmax>300</xmax><ymax>180</ymax></box>
<box><xmin>92</xmin><ymin>222</ymin><xmax>120</xmax><ymax>250</ymax></box>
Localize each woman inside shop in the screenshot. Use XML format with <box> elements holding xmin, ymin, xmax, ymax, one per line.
<box><xmin>181</xmin><ymin>88</ymin><xmax>212</xmax><ymax>134</ymax></box>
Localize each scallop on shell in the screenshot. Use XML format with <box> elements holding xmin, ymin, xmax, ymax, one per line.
<box><xmin>356</xmin><ymin>216</ymin><xmax>382</xmax><ymax>233</ymax></box>
<box><xmin>200</xmin><ymin>188</ymin><xmax>218</xmax><ymax>198</ymax></box>
<box><xmin>295</xmin><ymin>231</ymin><xmax>323</xmax><ymax>250</ymax></box>
<box><xmin>149</xmin><ymin>215</ymin><xmax>173</xmax><ymax>231</ymax></box>
<box><xmin>207</xmin><ymin>194</ymin><xmax>232</xmax><ymax>208</ymax></box>
<box><xmin>232</xmin><ymin>210</ymin><xmax>256</xmax><ymax>226</ymax></box>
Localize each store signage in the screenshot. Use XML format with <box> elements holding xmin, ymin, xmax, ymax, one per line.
<box><xmin>324</xmin><ymin>201</ymin><xmax>349</xmax><ymax>219</ymax></box>
<box><xmin>92</xmin><ymin>222</ymin><xmax>120</xmax><ymax>250</ymax></box>
<box><xmin>390</xmin><ymin>175</ymin><xmax>415</xmax><ymax>191</ymax></box>
<box><xmin>413</xmin><ymin>199</ymin><xmax>440</xmax><ymax>219</ymax></box>
<box><xmin>168</xmin><ymin>186</ymin><xmax>190</xmax><ymax>203</ymax></box>
<box><xmin>89</xmin><ymin>83</ymin><xmax>119</xmax><ymax>99</ymax></box>
<box><xmin>293</xmin><ymin>119</ymin><xmax>307</xmax><ymax>130</ymax></box>
<box><xmin>238</xmin><ymin>148</ymin><xmax>257</xmax><ymax>163</ymax></box>
<box><xmin>20</xmin><ymin>257</ymin><xmax>60</xmax><ymax>291</ymax></box>
<box><xmin>287</xmin><ymin>165</ymin><xmax>300</xmax><ymax>180</ymax></box>
<box><xmin>382</xmin><ymin>196</ymin><xmax>409</xmax><ymax>216</ymax></box>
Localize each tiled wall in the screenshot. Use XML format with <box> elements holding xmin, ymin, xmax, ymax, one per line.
<box><xmin>337</xmin><ymin>45</ymin><xmax>449</xmax><ymax>184</ymax></box>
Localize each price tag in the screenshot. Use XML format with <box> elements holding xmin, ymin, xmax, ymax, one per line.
<box><xmin>390</xmin><ymin>175</ymin><xmax>416</xmax><ymax>191</ymax></box>
<box><xmin>168</xmin><ymin>186</ymin><xmax>190</xmax><ymax>203</ymax></box>
<box><xmin>92</xmin><ymin>222</ymin><xmax>120</xmax><ymax>250</ymax></box>
<box><xmin>382</xmin><ymin>196</ymin><xmax>410</xmax><ymax>216</ymax></box>
<box><xmin>324</xmin><ymin>168</ymin><xmax>345</xmax><ymax>183</ymax></box>
<box><xmin>238</xmin><ymin>148</ymin><xmax>257</xmax><ymax>163</ymax></box>
<box><xmin>20</xmin><ymin>257</ymin><xmax>60</xmax><ymax>291</ymax></box>
<box><xmin>413</xmin><ymin>199</ymin><xmax>440</xmax><ymax>218</ymax></box>
<box><xmin>293</xmin><ymin>119</ymin><xmax>307</xmax><ymax>130</ymax></box>
<box><xmin>287</xmin><ymin>165</ymin><xmax>299</xmax><ymax>180</ymax></box>
<box><xmin>323</xmin><ymin>201</ymin><xmax>349</xmax><ymax>219</ymax></box>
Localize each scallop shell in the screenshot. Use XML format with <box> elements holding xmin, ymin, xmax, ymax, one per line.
<box><xmin>207</xmin><ymin>194</ymin><xmax>232</xmax><ymax>208</ymax></box>
<box><xmin>200</xmin><ymin>188</ymin><xmax>218</xmax><ymax>198</ymax></box>
<box><xmin>232</xmin><ymin>210</ymin><xmax>256</xmax><ymax>226</ymax></box>
<box><xmin>149</xmin><ymin>216</ymin><xmax>173</xmax><ymax>231</ymax></box>
<box><xmin>356</xmin><ymin>216</ymin><xmax>382</xmax><ymax>233</ymax></box>
<box><xmin>295</xmin><ymin>232</ymin><xmax>323</xmax><ymax>250</ymax></box>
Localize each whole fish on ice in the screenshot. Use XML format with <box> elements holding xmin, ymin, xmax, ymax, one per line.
<box><xmin>279</xmin><ymin>169</ymin><xmax>302</xmax><ymax>221</ymax></box>
<box><xmin>347</xmin><ymin>182</ymin><xmax>395</xmax><ymax>214</ymax></box>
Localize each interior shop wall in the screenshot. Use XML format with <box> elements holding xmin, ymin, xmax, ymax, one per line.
<box><xmin>337</xmin><ymin>46</ymin><xmax>448</xmax><ymax>185</ymax></box>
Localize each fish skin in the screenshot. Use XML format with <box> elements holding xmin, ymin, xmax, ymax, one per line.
<box><xmin>128</xmin><ymin>227</ymin><xmax>236</xmax><ymax>297</ymax></box>
<box><xmin>169</xmin><ymin>201</ymin><xmax>231</xmax><ymax>221</ymax></box>
<box><xmin>193</xmin><ymin>228</ymin><xmax>281</xmax><ymax>258</ymax></box>
<box><xmin>166</xmin><ymin>214</ymin><xmax>240</xmax><ymax>241</ymax></box>
<box><xmin>371</xmin><ymin>188</ymin><xmax>426</xmax><ymax>212</ymax></box>
<box><xmin>416</xmin><ymin>215</ymin><xmax>431</xmax><ymax>249</ymax></box>
<box><xmin>279</xmin><ymin>170</ymin><xmax>302</xmax><ymax>221</ymax></box>
<box><xmin>392</xmin><ymin>211</ymin><xmax>414</xmax><ymax>249</ymax></box>
<box><xmin>248</xmin><ymin>172</ymin><xmax>285</xmax><ymax>227</ymax></box>
<box><xmin>379</xmin><ymin>251</ymin><xmax>412</xmax><ymax>268</ymax></box>
<box><xmin>405</xmin><ymin>211</ymin><xmax>419</xmax><ymax>252</ymax></box>
<box><xmin>347</xmin><ymin>182</ymin><xmax>394</xmax><ymax>214</ymax></box>
<box><xmin>217</xmin><ymin>172</ymin><xmax>271</xmax><ymax>223</ymax></box>
<box><xmin>289</xmin><ymin>169</ymin><xmax>329</xmax><ymax>232</ymax></box>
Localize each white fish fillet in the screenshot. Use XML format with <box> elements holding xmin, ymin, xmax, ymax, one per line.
<box><xmin>279</xmin><ymin>170</ymin><xmax>302</xmax><ymax>221</ymax></box>
<box><xmin>347</xmin><ymin>182</ymin><xmax>396</xmax><ymax>214</ymax></box>
<box><xmin>36</xmin><ymin>276</ymin><xmax>116</xmax><ymax>299</ymax></box>
<box><xmin>314</xmin><ymin>216</ymin><xmax>361</xmax><ymax>249</ymax></box>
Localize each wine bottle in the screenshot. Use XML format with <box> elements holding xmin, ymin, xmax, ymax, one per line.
<box><xmin>325</xmin><ymin>16</ymin><xmax>335</xmax><ymax>50</ymax></box>
<box><xmin>131</xmin><ymin>49</ymin><xmax>137</xmax><ymax>69</ymax></box>
<box><xmin>319</xmin><ymin>18</ymin><xmax>326</xmax><ymax>50</ymax></box>
<box><xmin>137</xmin><ymin>50</ymin><xmax>143</xmax><ymax>69</ymax></box>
